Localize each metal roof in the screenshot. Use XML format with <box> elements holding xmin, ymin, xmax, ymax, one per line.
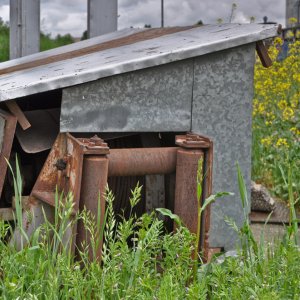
<box><xmin>0</xmin><ymin>23</ymin><xmax>277</xmax><ymax>102</ymax></box>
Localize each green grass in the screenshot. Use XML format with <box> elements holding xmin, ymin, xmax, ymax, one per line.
<box><xmin>0</xmin><ymin>159</ymin><xmax>299</xmax><ymax>299</ymax></box>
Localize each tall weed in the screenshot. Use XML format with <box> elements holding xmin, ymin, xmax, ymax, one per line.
<box><xmin>0</xmin><ymin>159</ymin><xmax>299</xmax><ymax>299</ymax></box>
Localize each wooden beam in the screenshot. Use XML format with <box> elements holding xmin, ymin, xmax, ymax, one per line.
<box><xmin>256</xmin><ymin>41</ymin><xmax>272</xmax><ymax>68</ymax></box>
<box><xmin>6</xmin><ymin>100</ymin><xmax>31</xmax><ymax>130</ymax></box>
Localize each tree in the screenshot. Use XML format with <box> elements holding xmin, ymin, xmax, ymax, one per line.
<box><xmin>81</xmin><ymin>30</ymin><xmax>88</xmax><ymax>41</ymax></box>
<box><xmin>0</xmin><ymin>17</ymin><xmax>9</xmax><ymax>62</ymax></box>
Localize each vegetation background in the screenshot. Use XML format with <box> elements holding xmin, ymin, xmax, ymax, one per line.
<box><xmin>252</xmin><ymin>38</ymin><xmax>299</xmax><ymax>204</ymax></box>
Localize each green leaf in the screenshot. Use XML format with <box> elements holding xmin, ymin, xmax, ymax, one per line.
<box><xmin>236</xmin><ymin>162</ymin><xmax>248</xmax><ymax>209</ymax></box>
<box><xmin>200</xmin><ymin>192</ymin><xmax>233</xmax><ymax>213</ymax></box>
<box><xmin>156</xmin><ymin>208</ymin><xmax>182</xmax><ymax>226</ymax></box>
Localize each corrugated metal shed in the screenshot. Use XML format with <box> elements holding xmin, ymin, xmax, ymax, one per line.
<box><xmin>0</xmin><ymin>23</ymin><xmax>277</xmax><ymax>101</ymax></box>
<box><xmin>0</xmin><ymin>23</ymin><xmax>278</xmax><ymax>252</ymax></box>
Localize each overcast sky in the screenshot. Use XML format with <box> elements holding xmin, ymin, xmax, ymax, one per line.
<box><xmin>0</xmin><ymin>0</ymin><xmax>285</xmax><ymax>37</ymax></box>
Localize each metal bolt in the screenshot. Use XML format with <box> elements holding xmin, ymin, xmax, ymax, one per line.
<box><xmin>88</xmin><ymin>135</ymin><xmax>104</xmax><ymax>147</ymax></box>
<box><xmin>54</xmin><ymin>158</ymin><xmax>67</xmax><ymax>171</ymax></box>
<box><xmin>90</xmin><ymin>135</ymin><xmax>103</xmax><ymax>144</ymax></box>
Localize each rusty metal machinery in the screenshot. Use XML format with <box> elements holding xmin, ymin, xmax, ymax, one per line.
<box><xmin>2</xmin><ymin>131</ymin><xmax>213</xmax><ymax>260</ymax></box>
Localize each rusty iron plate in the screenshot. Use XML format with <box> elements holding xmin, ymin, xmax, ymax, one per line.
<box><xmin>0</xmin><ymin>110</ymin><xmax>17</xmax><ymax>200</ymax></box>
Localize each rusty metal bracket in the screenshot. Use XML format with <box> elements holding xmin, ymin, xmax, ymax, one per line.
<box><xmin>30</xmin><ymin>133</ymin><xmax>109</xmax><ymax>212</ymax></box>
<box><xmin>256</xmin><ymin>41</ymin><xmax>272</xmax><ymax>68</ymax></box>
<box><xmin>175</xmin><ymin>133</ymin><xmax>211</xmax><ymax>149</ymax></box>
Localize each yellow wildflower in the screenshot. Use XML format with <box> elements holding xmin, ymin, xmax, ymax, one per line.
<box><xmin>258</xmin><ymin>103</ymin><xmax>265</xmax><ymax>114</ymax></box>
<box><xmin>277</xmin><ymin>100</ymin><xmax>287</xmax><ymax>110</ymax></box>
<box><xmin>290</xmin><ymin>127</ymin><xmax>300</xmax><ymax>135</ymax></box>
<box><xmin>288</xmin><ymin>17</ymin><xmax>298</xmax><ymax>25</ymax></box>
<box><xmin>266</xmin><ymin>112</ymin><xmax>275</xmax><ymax>120</ymax></box>
<box><xmin>276</xmin><ymin>138</ymin><xmax>289</xmax><ymax>147</ymax></box>
<box><xmin>282</xmin><ymin>107</ymin><xmax>295</xmax><ymax>120</ymax></box>
<box><xmin>293</xmin><ymin>73</ymin><xmax>300</xmax><ymax>84</ymax></box>
<box><xmin>291</xmin><ymin>93</ymin><xmax>299</xmax><ymax>108</ymax></box>
<box><xmin>274</xmin><ymin>37</ymin><xmax>283</xmax><ymax>46</ymax></box>
<box><xmin>261</xmin><ymin>137</ymin><xmax>272</xmax><ymax>146</ymax></box>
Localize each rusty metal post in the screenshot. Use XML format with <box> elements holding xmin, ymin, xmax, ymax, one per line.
<box><xmin>174</xmin><ymin>147</ymin><xmax>204</xmax><ymax>235</ymax></box>
<box><xmin>76</xmin><ymin>138</ymin><xmax>109</xmax><ymax>261</ymax></box>
<box><xmin>174</xmin><ymin>133</ymin><xmax>212</xmax><ymax>258</ymax></box>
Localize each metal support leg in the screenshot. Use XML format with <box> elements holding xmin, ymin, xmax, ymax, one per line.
<box><xmin>174</xmin><ymin>133</ymin><xmax>213</xmax><ymax>260</ymax></box>
<box><xmin>77</xmin><ymin>155</ymin><xmax>108</xmax><ymax>261</ymax></box>
<box><xmin>174</xmin><ymin>148</ymin><xmax>204</xmax><ymax>235</ymax></box>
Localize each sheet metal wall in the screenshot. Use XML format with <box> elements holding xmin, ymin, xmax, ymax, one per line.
<box><xmin>61</xmin><ymin>60</ymin><xmax>193</xmax><ymax>132</ymax></box>
<box><xmin>192</xmin><ymin>44</ymin><xmax>255</xmax><ymax>250</ymax></box>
